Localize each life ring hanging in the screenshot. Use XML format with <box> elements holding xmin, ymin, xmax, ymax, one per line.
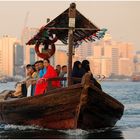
<box><xmin>35</xmin><ymin>37</ymin><xmax>58</xmax><ymax>59</ymax></box>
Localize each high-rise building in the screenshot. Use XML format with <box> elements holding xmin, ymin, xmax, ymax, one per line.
<box><xmin>85</xmin><ymin>36</ymin><xmax>135</xmax><ymax>77</ymax></box>
<box><xmin>119</xmin><ymin>58</ymin><xmax>133</xmax><ymax>76</ymax></box>
<box><xmin>21</xmin><ymin>27</ymin><xmax>39</xmax><ymax>65</ymax></box>
<box><xmin>75</xmin><ymin>42</ymin><xmax>93</xmax><ymax>61</ymax></box>
<box><xmin>118</xmin><ymin>42</ymin><xmax>134</xmax><ymax>76</ymax></box>
<box><xmin>134</xmin><ymin>51</ymin><xmax>140</xmax><ymax>74</ymax></box>
<box><xmin>54</xmin><ymin>50</ymin><xmax>68</xmax><ymax>67</ymax></box>
<box><xmin>53</xmin><ymin>44</ymin><xmax>68</xmax><ymax>67</ymax></box>
<box><xmin>111</xmin><ymin>47</ymin><xmax>119</xmax><ymax>75</ymax></box>
<box><xmin>0</xmin><ymin>36</ymin><xmax>18</xmax><ymax>77</ymax></box>
<box><xmin>25</xmin><ymin>45</ymin><xmax>39</xmax><ymax>65</ymax></box>
<box><xmin>14</xmin><ymin>42</ymin><xmax>24</xmax><ymax>76</ymax></box>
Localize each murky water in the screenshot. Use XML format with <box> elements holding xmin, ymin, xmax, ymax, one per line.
<box><xmin>0</xmin><ymin>81</ymin><xmax>140</xmax><ymax>139</ymax></box>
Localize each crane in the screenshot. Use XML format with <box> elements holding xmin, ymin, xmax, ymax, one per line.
<box><xmin>20</xmin><ymin>11</ymin><xmax>30</xmax><ymax>76</ymax></box>
<box><xmin>21</xmin><ymin>11</ymin><xmax>30</xmax><ymax>45</ymax></box>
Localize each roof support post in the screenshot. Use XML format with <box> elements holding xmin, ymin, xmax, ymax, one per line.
<box><xmin>68</xmin><ymin>3</ymin><xmax>76</xmax><ymax>86</ymax></box>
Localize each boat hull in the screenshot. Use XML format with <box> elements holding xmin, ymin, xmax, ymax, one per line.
<box><xmin>78</xmin><ymin>86</ymin><xmax>124</xmax><ymax>129</ymax></box>
<box><xmin>0</xmin><ymin>83</ymin><xmax>124</xmax><ymax>130</ymax></box>
<box><xmin>0</xmin><ymin>85</ymin><xmax>82</xmax><ymax>129</ymax></box>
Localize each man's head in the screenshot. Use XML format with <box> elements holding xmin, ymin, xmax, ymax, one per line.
<box><xmin>62</xmin><ymin>65</ymin><xmax>67</xmax><ymax>73</ymax></box>
<box><xmin>56</xmin><ymin>65</ymin><xmax>61</xmax><ymax>71</ymax></box>
<box><xmin>34</xmin><ymin>61</ymin><xmax>39</xmax><ymax>72</ymax></box>
<box><xmin>38</xmin><ymin>60</ymin><xmax>44</xmax><ymax>70</ymax></box>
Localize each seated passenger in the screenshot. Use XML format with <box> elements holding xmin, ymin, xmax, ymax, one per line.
<box><xmin>82</xmin><ymin>60</ymin><xmax>102</xmax><ymax>90</ymax></box>
<box><xmin>71</xmin><ymin>61</ymin><xmax>85</xmax><ymax>84</ymax></box>
<box><xmin>10</xmin><ymin>82</ymin><xmax>22</xmax><ymax>97</ymax></box>
<box><xmin>10</xmin><ymin>64</ymin><xmax>33</xmax><ymax>98</ymax></box>
<box><xmin>30</xmin><ymin>61</ymin><xmax>40</xmax><ymax>96</ymax></box>
<box><xmin>55</xmin><ymin>65</ymin><xmax>61</xmax><ymax>76</ymax></box>
<box><xmin>34</xmin><ymin>59</ymin><xmax>60</xmax><ymax>96</ymax></box>
<box><xmin>59</xmin><ymin>65</ymin><xmax>67</xmax><ymax>87</ymax></box>
<box><xmin>26</xmin><ymin>65</ymin><xmax>39</xmax><ymax>97</ymax></box>
<box><xmin>38</xmin><ymin>60</ymin><xmax>47</xmax><ymax>78</ymax></box>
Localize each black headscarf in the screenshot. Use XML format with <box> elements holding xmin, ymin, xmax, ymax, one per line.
<box><xmin>82</xmin><ymin>60</ymin><xmax>102</xmax><ymax>90</ymax></box>
<box><xmin>82</xmin><ymin>60</ymin><xmax>90</xmax><ymax>72</ymax></box>
<box><xmin>72</xmin><ymin>61</ymin><xmax>85</xmax><ymax>78</ymax></box>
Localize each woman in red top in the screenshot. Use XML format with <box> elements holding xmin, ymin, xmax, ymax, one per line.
<box><xmin>34</xmin><ymin>59</ymin><xmax>60</xmax><ymax>96</ymax></box>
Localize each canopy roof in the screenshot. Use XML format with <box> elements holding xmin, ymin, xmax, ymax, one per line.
<box><xmin>26</xmin><ymin>6</ymin><xmax>103</xmax><ymax>47</ymax></box>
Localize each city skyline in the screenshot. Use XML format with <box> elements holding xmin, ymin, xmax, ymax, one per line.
<box><xmin>0</xmin><ymin>34</ymin><xmax>139</xmax><ymax>77</ymax></box>
<box><xmin>0</xmin><ymin>1</ymin><xmax>140</xmax><ymax>51</ymax></box>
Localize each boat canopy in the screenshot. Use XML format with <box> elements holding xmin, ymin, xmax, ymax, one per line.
<box><xmin>26</xmin><ymin>7</ymin><xmax>107</xmax><ymax>48</ymax></box>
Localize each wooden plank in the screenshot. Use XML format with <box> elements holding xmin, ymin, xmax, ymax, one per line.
<box><xmin>68</xmin><ymin>3</ymin><xmax>76</xmax><ymax>86</ymax></box>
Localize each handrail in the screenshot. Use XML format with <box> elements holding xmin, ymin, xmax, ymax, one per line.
<box><xmin>46</xmin><ymin>77</ymin><xmax>82</xmax><ymax>82</ymax></box>
<box><xmin>45</xmin><ymin>77</ymin><xmax>83</xmax><ymax>91</ymax></box>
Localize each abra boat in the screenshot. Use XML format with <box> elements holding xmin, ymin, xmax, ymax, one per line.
<box><xmin>131</xmin><ymin>74</ymin><xmax>140</xmax><ymax>82</ymax></box>
<box><xmin>0</xmin><ymin>75</ymin><xmax>124</xmax><ymax>130</ymax></box>
<box><xmin>0</xmin><ymin>3</ymin><xmax>124</xmax><ymax>130</ymax></box>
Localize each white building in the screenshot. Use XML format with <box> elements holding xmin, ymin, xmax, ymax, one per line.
<box><xmin>21</xmin><ymin>27</ymin><xmax>39</xmax><ymax>65</ymax></box>
<box><xmin>0</xmin><ymin>36</ymin><xmax>18</xmax><ymax>76</ymax></box>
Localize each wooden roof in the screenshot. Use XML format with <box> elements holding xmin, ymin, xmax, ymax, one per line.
<box><xmin>26</xmin><ymin>6</ymin><xmax>101</xmax><ymax>47</ymax></box>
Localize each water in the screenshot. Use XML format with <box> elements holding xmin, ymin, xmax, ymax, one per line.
<box><xmin>0</xmin><ymin>81</ymin><xmax>140</xmax><ymax>139</ymax></box>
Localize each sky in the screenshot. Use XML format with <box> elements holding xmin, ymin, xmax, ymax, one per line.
<box><xmin>0</xmin><ymin>1</ymin><xmax>140</xmax><ymax>51</ymax></box>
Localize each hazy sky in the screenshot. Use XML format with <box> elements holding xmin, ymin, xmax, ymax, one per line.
<box><xmin>0</xmin><ymin>1</ymin><xmax>140</xmax><ymax>51</ymax></box>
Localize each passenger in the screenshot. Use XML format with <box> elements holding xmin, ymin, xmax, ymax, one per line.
<box><xmin>59</xmin><ymin>65</ymin><xmax>67</xmax><ymax>78</ymax></box>
<box><xmin>10</xmin><ymin>64</ymin><xmax>33</xmax><ymax>98</ymax></box>
<box><xmin>30</xmin><ymin>65</ymin><xmax>39</xmax><ymax>79</ymax></box>
<box><xmin>25</xmin><ymin>65</ymin><xmax>37</xmax><ymax>84</ymax></box>
<box><xmin>25</xmin><ymin>64</ymin><xmax>32</xmax><ymax>79</ymax></box>
<box><xmin>55</xmin><ymin>65</ymin><xmax>61</xmax><ymax>76</ymax></box>
<box><xmin>59</xmin><ymin>65</ymin><xmax>67</xmax><ymax>87</ymax></box>
<box><xmin>19</xmin><ymin>64</ymin><xmax>38</xmax><ymax>97</ymax></box>
<box><xmin>10</xmin><ymin>82</ymin><xmax>23</xmax><ymax>98</ymax></box>
<box><xmin>34</xmin><ymin>59</ymin><xmax>60</xmax><ymax>96</ymax></box>
<box><xmin>82</xmin><ymin>60</ymin><xmax>102</xmax><ymax>90</ymax></box>
<box><xmin>30</xmin><ymin>61</ymin><xmax>40</xmax><ymax>96</ymax></box>
<box><xmin>71</xmin><ymin>61</ymin><xmax>85</xmax><ymax>84</ymax></box>
<box><xmin>26</xmin><ymin>65</ymin><xmax>38</xmax><ymax>97</ymax></box>
<box><xmin>20</xmin><ymin>64</ymin><xmax>33</xmax><ymax>97</ymax></box>
<box><xmin>34</xmin><ymin>61</ymin><xmax>40</xmax><ymax>74</ymax></box>
<box><xmin>38</xmin><ymin>60</ymin><xmax>47</xmax><ymax>78</ymax></box>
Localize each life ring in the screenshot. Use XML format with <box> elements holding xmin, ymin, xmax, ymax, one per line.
<box><xmin>35</xmin><ymin>37</ymin><xmax>57</xmax><ymax>59</ymax></box>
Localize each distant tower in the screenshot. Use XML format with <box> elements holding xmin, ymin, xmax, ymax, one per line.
<box><xmin>13</xmin><ymin>43</ymin><xmax>24</xmax><ymax>76</ymax></box>
<box><xmin>111</xmin><ymin>47</ymin><xmax>119</xmax><ymax>75</ymax></box>
<box><xmin>75</xmin><ymin>42</ymin><xmax>93</xmax><ymax>61</ymax></box>
<box><xmin>0</xmin><ymin>36</ymin><xmax>18</xmax><ymax>77</ymax></box>
<box><xmin>21</xmin><ymin>27</ymin><xmax>39</xmax><ymax>65</ymax></box>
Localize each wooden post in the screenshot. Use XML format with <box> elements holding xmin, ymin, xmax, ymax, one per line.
<box><xmin>68</xmin><ymin>3</ymin><xmax>76</xmax><ymax>86</ymax></box>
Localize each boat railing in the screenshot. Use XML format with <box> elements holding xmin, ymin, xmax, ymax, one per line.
<box><xmin>46</xmin><ymin>77</ymin><xmax>82</xmax><ymax>91</ymax></box>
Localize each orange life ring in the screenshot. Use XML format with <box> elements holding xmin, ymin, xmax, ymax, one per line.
<box><xmin>35</xmin><ymin>37</ymin><xmax>57</xmax><ymax>59</ymax></box>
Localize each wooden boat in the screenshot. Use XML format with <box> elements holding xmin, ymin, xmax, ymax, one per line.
<box><xmin>0</xmin><ymin>3</ymin><xmax>124</xmax><ymax>130</ymax></box>
<box><xmin>0</xmin><ymin>74</ymin><xmax>124</xmax><ymax>130</ymax></box>
<box><xmin>131</xmin><ymin>74</ymin><xmax>140</xmax><ymax>82</ymax></box>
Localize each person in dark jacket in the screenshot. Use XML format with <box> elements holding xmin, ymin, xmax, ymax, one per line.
<box><xmin>71</xmin><ymin>61</ymin><xmax>86</xmax><ymax>84</ymax></box>
<box><xmin>82</xmin><ymin>60</ymin><xmax>102</xmax><ymax>90</ymax></box>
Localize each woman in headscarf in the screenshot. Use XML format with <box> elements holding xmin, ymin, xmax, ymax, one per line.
<box><xmin>71</xmin><ymin>61</ymin><xmax>86</xmax><ymax>84</ymax></box>
<box><xmin>34</xmin><ymin>59</ymin><xmax>60</xmax><ymax>96</ymax></box>
<box><xmin>82</xmin><ymin>60</ymin><xmax>102</xmax><ymax>90</ymax></box>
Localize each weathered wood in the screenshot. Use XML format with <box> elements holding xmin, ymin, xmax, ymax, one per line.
<box><xmin>1</xmin><ymin>87</ymin><xmax>82</xmax><ymax>126</ymax></box>
<box><xmin>38</xmin><ymin>27</ymin><xmax>99</xmax><ymax>31</ymax></box>
<box><xmin>26</xmin><ymin>6</ymin><xmax>100</xmax><ymax>46</ymax></box>
<box><xmin>0</xmin><ymin>74</ymin><xmax>124</xmax><ymax>130</ymax></box>
<box><xmin>68</xmin><ymin>3</ymin><xmax>76</xmax><ymax>86</ymax></box>
<box><xmin>46</xmin><ymin>77</ymin><xmax>82</xmax><ymax>90</ymax></box>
